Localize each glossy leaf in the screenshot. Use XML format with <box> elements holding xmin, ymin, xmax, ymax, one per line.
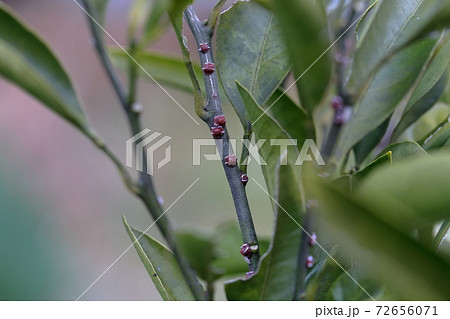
<box><xmin>392</xmin><ymin>39</ymin><xmax>450</xmax><ymax>141</ymax></box>
<box><xmin>305</xmin><ymin>247</ymin><xmax>345</xmax><ymax>300</ymax></box>
<box><xmin>399</xmin><ymin>103</ymin><xmax>450</xmax><ymax>142</ymax></box>
<box><xmin>353</xmin><ymin>119</ymin><xmax>389</xmax><ymax>166</ymax></box>
<box><xmin>356</xmin><ymin>155</ymin><xmax>450</xmax><ymax>231</ymax></box>
<box><xmin>265</xmin><ymin>89</ymin><xmax>312</xmax><ymax>140</ymax></box>
<box><xmin>175</xmin><ymin>231</ymin><xmax>218</xmax><ymax>283</ymax></box>
<box><xmin>168</xmin><ymin>0</ymin><xmax>192</xmax><ymax>47</ymax></box>
<box><xmin>333</xmin><ymin>151</ymin><xmax>392</xmax><ymax>193</ymax></box>
<box><xmin>122</xmin><ymin>216</ymin><xmax>195</xmax><ymax>301</ymax></box>
<box><xmin>421</xmin><ymin>120</ymin><xmax>450</xmax><ymax>151</ymax></box>
<box><xmin>109</xmin><ymin>49</ymin><xmax>202</xmax><ymax>93</ymax></box>
<box><xmin>176</xmin><ymin>223</ymin><xmax>271</xmax><ymax>282</ymax></box>
<box><xmin>334</xmin><ymin>38</ymin><xmax>437</xmax><ymax>159</ymax></box>
<box><xmin>225</xmin><ymin>162</ymin><xmax>304</xmax><ymax>300</ymax></box>
<box><xmin>0</xmin><ymin>5</ymin><xmax>89</xmax><ymax>131</ymax></box>
<box><xmin>237</xmin><ymin>82</ymin><xmax>307</xmax><ymax>197</ymax></box>
<box><xmin>378</xmin><ymin>141</ymin><xmax>430</xmax><ymax>162</ymax></box>
<box><xmin>347</xmin><ymin>0</ymin><xmax>450</xmax><ymax>94</ymax></box>
<box><xmin>216</xmin><ymin>0</ymin><xmax>290</xmax><ymax>127</ymax></box>
<box><xmin>306</xmin><ymin>247</ymin><xmax>381</xmax><ymax>301</ymax></box>
<box><xmin>312</xmin><ymin>168</ymin><xmax>450</xmax><ymax>300</ymax></box>
<box><xmin>272</xmin><ymin>0</ymin><xmax>332</xmax><ymax>113</ymax></box>
<box><xmin>326</xmin><ymin>271</ymin><xmax>381</xmax><ymax>301</ymax></box>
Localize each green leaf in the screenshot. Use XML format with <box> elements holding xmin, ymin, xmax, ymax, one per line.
<box><xmin>378</xmin><ymin>141</ymin><xmax>430</xmax><ymax>162</ymax></box>
<box><xmin>175</xmin><ymin>231</ymin><xmax>218</xmax><ymax>283</ymax></box>
<box><xmin>265</xmin><ymin>89</ymin><xmax>313</xmax><ymax>140</ymax></box>
<box><xmin>127</xmin><ymin>0</ymin><xmax>150</xmax><ymax>39</ymax></box>
<box><xmin>392</xmin><ymin>39</ymin><xmax>450</xmax><ymax>141</ymax></box>
<box><xmin>312</xmin><ymin>166</ymin><xmax>450</xmax><ymax>300</ymax></box>
<box><xmin>333</xmin><ymin>151</ymin><xmax>392</xmax><ymax>193</ymax></box>
<box><xmin>306</xmin><ymin>248</ymin><xmax>381</xmax><ymax>301</ymax></box>
<box><xmin>128</xmin><ymin>0</ymin><xmax>169</xmax><ymax>46</ymax></box>
<box><xmin>326</xmin><ymin>271</ymin><xmax>381</xmax><ymax>301</ymax></box>
<box><xmin>122</xmin><ymin>216</ymin><xmax>195</xmax><ymax>301</ymax></box>
<box><xmin>168</xmin><ymin>0</ymin><xmax>192</xmax><ymax>38</ymax></box>
<box><xmin>176</xmin><ymin>223</ymin><xmax>271</xmax><ymax>282</ymax></box>
<box><xmin>272</xmin><ymin>0</ymin><xmax>332</xmax><ymax>113</ymax></box>
<box><xmin>237</xmin><ymin>82</ymin><xmax>307</xmax><ymax>197</ymax></box>
<box><xmin>334</xmin><ymin>38</ymin><xmax>437</xmax><ymax>160</ymax></box>
<box><xmin>109</xmin><ymin>49</ymin><xmax>202</xmax><ymax>93</ymax></box>
<box><xmin>141</xmin><ymin>0</ymin><xmax>169</xmax><ymax>45</ymax></box>
<box><xmin>353</xmin><ymin>119</ymin><xmax>389</xmax><ymax>166</ymax></box>
<box><xmin>356</xmin><ymin>155</ymin><xmax>450</xmax><ymax>231</ymax></box>
<box><xmin>421</xmin><ymin>119</ymin><xmax>450</xmax><ymax>151</ymax></box>
<box><xmin>212</xmin><ymin>222</ymin><xmax>270</xmax><ymax>277</ymax></box>
<box><xmin>225</xmin><ymin>162</ymin><xmax>304</xmax><ymax>300</ymax></box>
<box><xmin>216</xmin><ymin>0</ymin><xmax>290</xmax><ymax>127</ymax></box>
<box><xmin>347</xmin><ymin>0</ymin><xmax>450</xmax><ymax>94</ymax></box>
<box><xmin>305</xmin><ymin>247</ymin><xmax>345</xmax><ymax>300</ymax></box>
<box><xmin>399</xmin><ymin>103</ymin><xmax>450</xmax><ymax>142</ymax></box>
<box><xmin>0</xmin><ymin>5</ymin><xmax>89</xmax><ymax>132</ymax></box>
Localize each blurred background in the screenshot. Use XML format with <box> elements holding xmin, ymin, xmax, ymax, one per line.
<box><xmin>0</xmin><ymin>0</ymin><xmax>274</xmax><ymax>300</ymax></box>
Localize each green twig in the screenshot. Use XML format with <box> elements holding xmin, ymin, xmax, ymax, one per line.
<box><xmin>127</xmin><ymin>40</ymin><xmax>139</xmax><ymax>107</ymax></box>
<box><xmin>168</xmin><ymin>12</ymin><xmax>206</xmax><ymax>120</ymax></box>
<box><xmin>184</xmin><ymin>6</ymin><xmax>260</xmax><ymax>272</ymax></box>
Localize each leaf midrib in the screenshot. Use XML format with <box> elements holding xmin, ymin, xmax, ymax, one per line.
<box><xmin>250</xmin><ymin>15</ymin><xmax>273</xmax><ymax>95</ymax></box>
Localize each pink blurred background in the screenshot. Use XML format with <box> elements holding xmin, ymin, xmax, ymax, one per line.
<box><xmin>0</xmin><ymin>0</ymin><xmax>273</xmax><ymax>300</ymax></box>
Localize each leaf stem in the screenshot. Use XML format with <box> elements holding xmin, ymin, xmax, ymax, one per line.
<box><xmin>80</xmin><ymin>0</ymin><xmax>206</xmax><ymax>300</ymax></box>
<box><xmin>293</xmin><ymin>201</ymin><xmax>314</xmax><ymax>300</ymax></box>
<box><xmin>184</xmin><ymin>5</ymin><xmax>260</xmax><ymax>272</ymax></box>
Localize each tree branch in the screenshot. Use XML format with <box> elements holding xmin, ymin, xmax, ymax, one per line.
<box><xmin>184</xmin><ymin>6</ymin><xmax>260</xmax><ymax>272</ymax></box>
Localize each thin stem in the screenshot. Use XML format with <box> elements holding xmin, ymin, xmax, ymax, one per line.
<box><xmin>184</xmin><ymin>6</ymin><xmax>260</xmax><ymax>272</ymax></box>
<box><xmin>206</xmin><ymin>281</ymin><xmax>215</xmax><ymax>301</ymax></box>
<box><xmin>127</xmin><ymin>40</ymin><xmax>138</xmax><ymax>107</ymax></box>
<box><xmin>321</xmin><ymin>7</ymin><xmax>356</xmax><ymax>162</ymax></box>
<box><xmin>81</xmin><ymin>0</ymin><xmax>129</xmax><ymax>112</ymax></box>
<box><xmin>293</xmin><ymin>202</ymin><xmax>314</xmax><ymax>300</ymax></box>
<box><xmin>81</xmin><ymin>0</ymin><xmax>206</xmax><ymax>300</ymax></box>
<box><xmin>207</xmin><ymin>0</ymin><xmax>227</xmax><ymax>32</ymax></box>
